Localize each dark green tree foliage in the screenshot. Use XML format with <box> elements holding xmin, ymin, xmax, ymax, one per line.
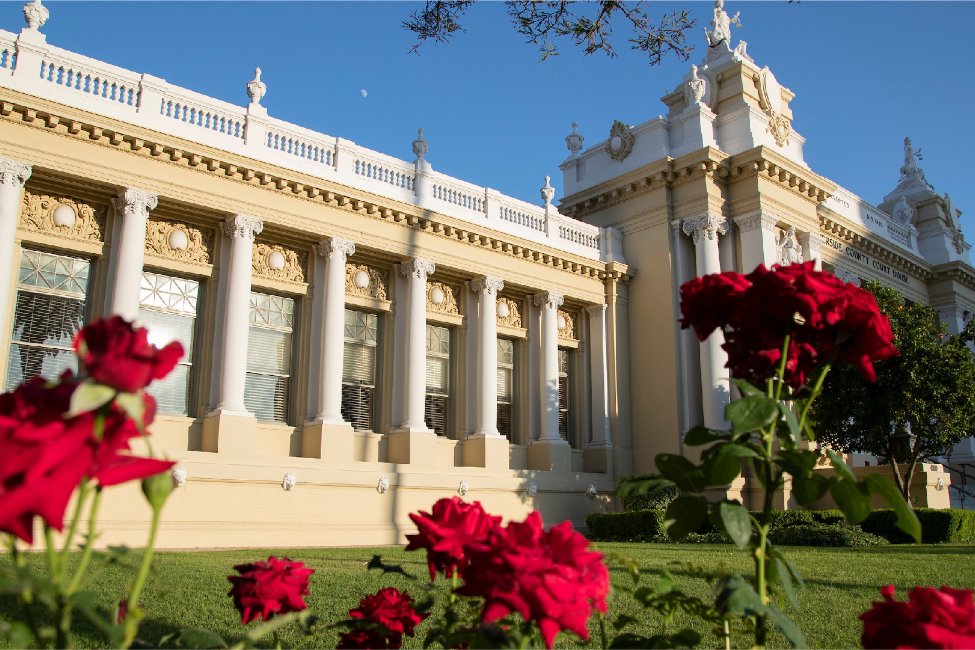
<box><xmin>813</xmin><ymin>280</ymin><xmax>975</xmax><ymax>502</ymax></box>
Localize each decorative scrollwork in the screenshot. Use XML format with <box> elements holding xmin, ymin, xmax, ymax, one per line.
<box><xmin>145</xmin><ymin>218</ymin><xmax>213</xmax><ymax>265</ymax></box>
<box><xmin>21</xmin><ymin>192</ymin><xmax>106</xmax><ymax>243</ymax></box>
<box><xmin>253</xmin><ymin>242</ymin><xmax>306</xmax><ymax>283</ymax></box>
<box><xmin>606</xmin><ymin>120</ymin><xmax>635</xmax><ymax>162</ymax></box>
<box><xmin>346</xmin><ymin>263</ymin><xmax>388</xmax><ymax>301</ymax></box>
<box><xmin>496</xmin><ymin>296</ymin><xmax>523</xmax><ymax>328</ymax></box>
<box><xmin>427</xmin><ymin>281</ymin><xmax>459</xmax><ymax>315</ymax></box>
<box><xmin>557</xmin><ymin>309</ymin><xmax>576</xmax><ymax>339</ymax></box>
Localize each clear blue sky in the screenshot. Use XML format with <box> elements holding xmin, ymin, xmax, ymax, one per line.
<box><xmin>6</xmin><ymin>2</ymin><xmax>975</xmax><ymax>244</ymax></box>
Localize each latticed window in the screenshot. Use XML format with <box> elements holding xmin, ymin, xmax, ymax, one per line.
<box><xmin>138</xmin><ymin>271</ymin><xmax>199</xmax><ymax>416</ymax></box>
<box><xmin>425</xmin><ymin>324</ymin><xmax>451</xmax><ymax>437</ymax></box>
<box><xmin>497</xmin><ymin>338</ymin><xmax>515</xmax><ymax>440</ymax></box>
<box><xmin>6</xmin><ymin>249</ymin><xmax>90</xmax><ymax>389</ymax></box>
<box><xmin>342</xmin><ymin>309</ymin><xmax>378</xmax><ymax>431</ymax></box>
<box><xmin>558</xmin><ymin>348</ymin><xmax>572</xmax><ymax>445</ymax></box>
<box><xmin>244</xmin><ymin>292</ymin><xmax>295</xmax><ymax>423</ymax></box>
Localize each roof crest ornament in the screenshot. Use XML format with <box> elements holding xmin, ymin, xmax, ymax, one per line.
<box><xmin>246</xmin><ymin>67</ymin><xmax>266</xmax><ymax>106</ymax></box>
<box><xmin>412</xmin><ymin>128</ymin><xmax>428</xmax><ymax>160</ymax></box>
<box><xmin>897</xmin><ymin>136</ymin><xmax>933</xmax><ymax>193</ymax></box>
<box><xmin>704</xmin><ymin>0</ymin><xmax>740</xmax><ymax>50</ymax></box>
<box><xmin>23</xmin><ymin>0</ymin><xmax>48</xmax><ymax>31</ymax></box>
<box><xmin>565</xmin><ymin>121</ymin><xmax>584</xmax><ymax>158</ymax></box>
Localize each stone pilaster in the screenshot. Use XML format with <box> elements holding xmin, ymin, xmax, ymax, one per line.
<box><xmin>0</xmin><ymin>157</ymin><xmax>31</xmax><ymax>336</ymax></box>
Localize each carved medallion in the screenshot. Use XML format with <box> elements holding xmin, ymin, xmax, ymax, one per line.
<box><xmin>253</xmin><ymin>242</ymin><xmax>307</xmax><ymax>283</ymax></box>
<box><xmin>767</xmin><ymin>113</ymin><xmax>792</xmax><ymax>148</ymax></box>
<box><xmin>345</xmin><ymin>263</ymin><xmax>388</xmax><ymax>301</ymax></box>
<box><xmin>606</xmin><ymin>120</ymin><xmax>635</xmax><ymax>162</ymax></box>
<box><xmin>496</xmin><ymin>295</ymin><xmax>523</xmax><ymax>328</ymax></box>
<box><xmin>759</xmin><ymin>67</ymin><xmax>792</xmax><ymax>147</ymax></box>
<box><xmin>557</xmin><ymin>309</ymin><xmax>576</xmax><ymax>339</ymax></box>
<box><xmin>145</xmin><ymin>218</ymin><xmax>213</xmax><ymax>266</ymax></box>
<box><xmin>20</xmin><ymin>192</ymin><xmax>106</xmax><ymax>243</ymax></box>
<box><xmin>427</xmin><ymin>281</ymin><xmax>459</xmax><ymax>315</ymax></box>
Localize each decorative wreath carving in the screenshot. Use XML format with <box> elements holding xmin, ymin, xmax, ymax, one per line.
<box><xmin>557</xmin><ymin>309</ymin><xmax>576</xmax><ymax>339</ymax></box>
<box><xmin>606</xmin><ymin>120</ymin><xmax>635</xmax><ymax>162</ymax></box>
<box><xmin>345</xmin><ymin>263</ymin><xmax>389</xmax><ymax>301</ymax></box>
<box><xmin>427</xmin><ymin>281</ymin><xmax>459</xmax><ymax>315</ymax></box>
<box><xmin>145</xmin><ymin>218</ymin><xmax>213</xmax><ymax>266</ymax></box>
<box><xmin>253</xmin><ymin>242</ymin><xmax>306</xmax><ymax>284</ymax></box>
<box><xmin>496</xmin><ymin>295</ymin><xmax>523</xmax><ymax>328</ymax></box>
<box><xmin>20</xmin><ymin>192</ymin><xmax>106</xmax><ymax>243</ymax></box>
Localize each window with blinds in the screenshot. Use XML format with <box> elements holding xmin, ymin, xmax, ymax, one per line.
<box><xmin>342</xmin><ymin>309</ymin><xmax>378</xmax><ymax>431</ymax></box>
<box><xmin>425</xmin><ymin>324</ymin><xmax>451</xmax><ymax>437</ymax></box>
<box><xmin>138</xmin><ymin>271</ymin><xmax>199</xmax><ymax>416</ymax></box>
<box><xmin>6</xmin><ymin>249</ymin><xmax>90</xmax><ymax>389</ymax></box>
<box><xmin>497</xmin><ymin>338</ymin><xmax>515</xmax><ymax>440</ymax></box>
<box><xmin>558</xmin><ymin>347</ymin><xmax>573</xmax><ymax>445</ymax></box>
<box><xmin>244</xmin><ymin>292</ymin><xmax>295</xmax><ymax>423</ymax></box>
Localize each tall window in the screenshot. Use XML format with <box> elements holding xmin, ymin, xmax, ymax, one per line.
<box><xmin>138</xmin><ymin>271</ymin><xmax>199</xmax><ymax>415</ymax></box>
<box><xmin>425</xmin><ymin>324</ymin><xmax>451</xmax><ymax>437</ymax></box>
<box><xmin>6</xmin><ymin>249</ymin><xmax>90</xmax><ymax>389</ymax></box>
<box><xmin>245</xmin><ymin>292</ymin><xmax>295</xmax><ymax>423</ymax></box>
<box><xmin>497</xmin><ymin>338</ymin><xmax>515</xmax><ymax>440</ymax></box>
<box><xmin>342</xmin><ymin>309</ymin><xmax>378</xmax><ymax>431</ymax></box>
<box><xmin>558</xmin><ymin>347</ymin><xmax>573</xmax><ymax>445</ymax></box>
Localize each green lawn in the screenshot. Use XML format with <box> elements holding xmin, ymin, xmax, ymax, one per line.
<box><xmin>2</xmin><ymin>543</ymin><xmax>974</xmax><ymax>648</ymax></box>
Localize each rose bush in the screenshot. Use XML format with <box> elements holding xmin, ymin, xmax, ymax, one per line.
<box><xmin>228</xmin><ymin>556</ymin><xmax>315</xmax><ymax>625</ymax></box>
<box><xmin>337</xmin><ymin>587</ymin><xmax>427</xmax><ymax>649</ymax></box>
<box><xmin>406</xmin><ymin>496</ymin><xmax>500</xmax><ymax>581</ymax></box>
<box><xmin>73</xmin><ymin>315</ymin><xmax>184</xmax><ymax>393</ymax></box>
<box><xmin>861</xmin><ymin>585</ymin><xmax>975</xmax><ymax>649</ymax></box>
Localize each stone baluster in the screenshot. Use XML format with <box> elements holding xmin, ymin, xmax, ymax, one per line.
<box><xmin>0</xmin><ymin>158</ymin><xmax>31</xmax><ymax>325</ymax></box>
<box><xmin>108</xmin><ymin>188</ymin><xmax>157</xmax><ymax>321</ymax></box>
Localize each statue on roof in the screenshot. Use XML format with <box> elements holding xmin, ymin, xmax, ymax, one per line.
<box><xmin>704</xmin><ymin>0</ymin><xmax>741</xmax><ymax>48</ymax></box>
<box><xmin>898</xmin><ymin>136</ymin><xmax>930</xmax><ymax>189</ymax></box>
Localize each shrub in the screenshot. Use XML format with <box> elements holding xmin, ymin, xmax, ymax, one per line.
<box><xmin>585</xmin><ymin>510</ymin><xmax>666</xmax><ymax>542</ymax></box>
<box><xmin>765</xmin><ymin>509</ymin><xmax>815</xmax><ymax>531</ymax></box>
<box><xmin>617</xmin><ymin>476</ymin><xmax>680</xmax><ymax>512</ymax></box>
<box><xmin>860</xmin><ymin>508</ymin><xmax>975</xmax><ymax>544</ymax></box>
<box><xmin>769</xmin><ymin>523</ymin><xmax>888</xmax><ymax>548</ymax></box>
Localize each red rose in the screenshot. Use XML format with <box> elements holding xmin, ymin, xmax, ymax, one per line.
<box><xmin>73</xmin><ymin>316</ymin><xmax>184</xmax><ymax>393</ymax></box>
<box><xmin>406</xmin><ymin>496</ymin><xmax>501</xmax><ymax>580</ymax></box>
<box><xmin>227</xmin><ymin>556</ymin><xmax>314</xmax><ymax>625</ymax></box>
<box><xmin>0</xmin><ymin>374</ymin><xmax>173</xmax><ymax>543</ymax></box>
<box><xmin>338</xmin><ymin>587</ymin><xmax>428</xmax><ymax>649</ymax></box>
<box><xmin>861</xmin><ymin>584</ymin><xmax>975</xmax><ymax>649</ymax></box>
<box><xmin>680</xmin><ymin>271</ymin><xmax>751</xmax><ymax>340</ymax></box>
<box><xmin>457</xmin><ymin>511</ymin><xmax>609</xmax><ymax>649</ymax></box>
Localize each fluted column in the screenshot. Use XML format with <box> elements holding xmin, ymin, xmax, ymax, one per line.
<box><xmin>472</xmin><ymin>276</ymin><xmax>504</xmax><ymax>437</ymax></box>
<box><xmin>586</xmin><ymin>304</ymin><xmax>611</xmax><ymax>448</ymax></box>
<box><xmin>316</xmin><ymin>237</ymin><xmax>355</xmax><ymax>423</ymax></box>
<box><xmin>0</xmin><ymin>158</ymin><xmax>31</xmax><ymax>323</ymax></box>
<box><xmin>534</xmin><ymin>291</ymin><xmax>564</xmax><ymax>442</ymax></box>
<box><xmin>109</xmin><ymin>188</ymin><xmax>157</xmax><ymax>321</ymax></box>
<box><xmin>397</xmin><ymin>258</ymin><xmax>435</xmax><ymax>432</ymax></box>
<box><xmin>682</xmin><ymin>214</ymin><xmax>730</xmax><ymax>430</ymax></box>
<box><xmin>213</xmin><ymin>215</ymin><xmax>263</xmax><ymax>415</ymax></box>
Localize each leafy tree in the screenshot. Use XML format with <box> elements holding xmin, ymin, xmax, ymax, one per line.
<box><xmin>403</xmin><ymin>1</ymin><xmax>696</xmax><ymax>66</ymax></box>
<box><xmin>813</xmin><ymin>280</ymin><xmax>975</xmax><ymax>504</ymax></box>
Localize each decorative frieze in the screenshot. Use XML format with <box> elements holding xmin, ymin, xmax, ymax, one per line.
<box><xmin>557</xmin><ymin>309</ymin><xmax>576</xmax><ymax>339</ymax></box>
<box><xmin>345</xmin><ymin>263</ymin><xmax>388</xmax><ymax>301</ymax></box>
<box><xmin>145</xmin><ymin>218</ymin><xmax>213</xmax><ymax>266</ymax></box>
<box><xmin>427</xmin><ymin>281</ymin><xmax>459</xmax><ymax>315</ymax></box>
<box><xmin>20</xmin><ymin>192</ymin><xmax>106</xmax><ymax>243</ymax></box>
<box><xmin>253</xmin><ymin>242</ymin><xmax>306</xmax><ymax>283</ymax></box>
<box><xmin>775</xmin><ymin>225</ymin><xmax>803</xmax><ymax>265</ymax></box>
<box><xmin>496</xmin><ymin>295</ymin><xmax>522</xmax><ymax>328</ymax></box>
<box><xmin>736</xmin><ymin>212</ymin><xmax>777</xmax><ymax>233</ymax></box>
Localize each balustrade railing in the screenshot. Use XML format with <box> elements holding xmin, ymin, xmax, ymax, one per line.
<box><xmin>39</xmin><ymin>52</ymin><xmax>140</xmax><ymax>109</ymax></box>
<box><xmin>265</xmin><ymin>121</ymin><xmax>335</xmax><ymax>167</ymax></box>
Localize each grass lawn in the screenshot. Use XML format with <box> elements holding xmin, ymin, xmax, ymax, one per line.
<box><xmin>2</xmin><ymin>543</ymin><xmax>974</xmax><ymax>648</ymax></box>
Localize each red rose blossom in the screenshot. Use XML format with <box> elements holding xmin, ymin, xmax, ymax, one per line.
<box><xmin>457</xmin><ymin>511</ymin><xmax>609</xmax><ymax>649</ymax></box>
<box><xmin>861</xmin><ymin>584</ymin><xmax>975</xmax><ymax>649</ymax></box>
<box><xmin>73</xmin><ymin>315</ymin><xmax>184</xmax><ymax>393</ymax></box>
<box><xmin>406</xmin><ymin>496</ymin><xmax>501</xmax><ymax>580</ymax></box>
<box><xmin>337</xmin><ymin>587</ymin><xmax>428</xmax><ymax>649</ymax></box>
<box><xmin>0</xmin><ymin>373</ymin><xmax>174</xmax><ymax>543</ymax></box>
<box><xmin>227</xmin><ymin>556</ymin><xmax>314</xmax><ymax>625</ymax></box>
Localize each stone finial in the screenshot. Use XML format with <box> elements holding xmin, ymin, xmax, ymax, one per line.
<box><xmin>540</xmin><ymin>175</ymin><xmax>555</xmax><ymax>205</ymax></box>
<box><xmin>685</xmin><ymin>64</ymin><xmax>706</xmax><ymax>106</ymax></box>
<box><xmin>565</xmin><ymin>121</ymin><xmax>584</xmax><ymax>157</ymax></box>
<box><xmin>412</xmin><ymin>128</ymin><xmax>428</xmax><ymax>160</ymax></box>
<box><xmin>23</xmin><ymin>0</ymin><xmax>48</xmax><ymax>31</ymax></box>
<box><xmin>247</xmin><ymin>67</ymin><xmax>266</xmax><ymax>105</ymax></box>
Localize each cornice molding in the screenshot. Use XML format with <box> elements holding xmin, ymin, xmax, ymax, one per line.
<box><xmin>818</xmin><ymin>213</ymin><xmax>933</xmax><ymax>282</ymax></box>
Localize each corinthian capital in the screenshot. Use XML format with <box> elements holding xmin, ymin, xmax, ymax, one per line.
<box><xmin>400</xmin><ymin>257</ymin><xmax>435</xmax><ymax>280</ymax></box>
<box><xmin>470</xmin><ymin>275</ymin><xmax>504</xmax><ymax>295</ymax></box>
<box><xmin>316</xmin><ymin>237</ymin><xmax>355</xmax><ymax>261</ymax></box>
<box><xmin>223</xmin><ymin>215</ymin><xmax>263</xmax><ymax>241</ymax></box>
<box><xmin>0</xmin><ymin>157</ymin><xmax>32</xmax><ymax>189</ymax></box>
<box><xmin>533</xmin><ymin>291</ymin><xmax>564</xmax><ymax>310</ymax></box>
<box><xmin>113</xmin><ymin>188</ymin><xmax>158</xmax><ymax>218</ymax></box>
<box><xmin>682</xmin><ymin>214</ymin><xmax>728</xmax><ymax>244</ymax></box>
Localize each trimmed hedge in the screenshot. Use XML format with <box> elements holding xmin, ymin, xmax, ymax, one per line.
<box><xmin>586</xmin><ymin>510</ymin><xmax>666</xmax><ymax>542</ymax></box>
<box><xmin>769</xmin><ymin>523</ymin><xmax>888</xmax><ymax>547</ymax></box>
<box><xmin>617</xmin><ymin>476</ymin><xmax>680</xmax><ymax>512</ymax></box>
<box><xmin>860</xmin><ymin>508</ymin><xmax>975</xmax><ymax>544</ymax></box>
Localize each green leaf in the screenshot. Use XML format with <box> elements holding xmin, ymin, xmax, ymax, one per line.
<box><xmin>826</xmin><ymin>449</ymin><xmax>856</xmax><ymax>482</ymax></box>
<box><xmin>5</xmin><ymin>621</ymin><xmax>35</xmax><ymax>648</ymax></box>
<box><xmin>776</xmin><ymin>449</ymin><xmax>819</xmax><ymax>475</ymax></box>
<box><xmin>828</xmin><ymin>478</ymin><xmax>871</xmax><ymax>524</ymax></box>
<box><xmin>771</xmin><ymin>553</ymin><xmax>797</xmax><ymax>607</ymax></box>
<box><xmin>664</xmin><ymin>495</ymin><xmax>708</xmax><ymax>541</ymax></box>
<box><xmin>657</xmin><ymin>569</ymin><xmax>676</xmax><ymax>594</ymax></box>
<box><xmin>67</xmin><ymin>379</ymin><xmax>115</xmax><ymax>417</ymax></box>
<box><xmin>605</xmin><ymin>551</ymin><xmax>641</xmax><ymax>585</ymax></box>
<box><xmin>114</xmin><ymin>391</ymin><xmax>146</xmax><ymax>427</ymax></box>
<box><xmin>158</xmin><ymin>628</ymin><xmax>229</xmax><ymax>649</ymax></box>
<box><xmin>864</xmin><ymin>474</ymin><xmax>921</xmax><ymax>543</ymax></box>
<box><xmin>617</xmin><ymin>475</ymin><xmax>677</xmax><ymax>498</ymax></box>
<box><xmin>714</xmin><ymin>501</ymin><xmax>752</xmax><ymax>549</ymax></box>
<box><xmin>612</xmin><ymin>614</ymin><xmax>640</xmax><ymax>631</ymax></box>
<box><xmin>682</xmin><ymin>426</ymin><xmax>730</xmax><ymax>446</ymax></box>
<box><xmin>731</xmin><ymin>378</ymin><xmax>765</xmax><ymax>398</ymax></box>
<box><xmin>702</xmin><ymin>451</ymin><xmax>742</xmax><ymax>486</ymax></box>
<box><xmin>726</xmin><ymin>395</ymin><xmax>779</xmax><ymax>436</ymax></box>
<box><xmin>765</xmin><ymin>604</ymin><xmax>808</xmax><ymax>649</ymax></box>
<box><xmin>779</xmin><ymin>402</ymin><xmax>801</xmax><ymax>445</ymax></box>
<box><xmin>714</xmin><ymin>574</ymin><xmax>763</xmax><ymax>617</ymax></box>
<box><xmin>656</xmin><ymin>454</ymin><xmax>708</xmax><ymax>492</ymax></box>
<box><xmin>791</xmin><ymin>473</ymin><xmax>828</xmax><ymax>506</ymax></box>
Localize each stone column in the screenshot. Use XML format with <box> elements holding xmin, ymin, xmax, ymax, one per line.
<box><xmin>463</xmin><ymin>276</ymin><xmax>509</xmax><ymax>469</ymax></box>
<box><xmin>202</xmin><ymin>215</ymin><xmax>262</xmax><ymax>455</ymax></box>
<box><xmin>529</xmin><ymin>291</ymin><xmax>571</xmax><ymax>471</ymax></box>
<box><xmin>682</xmin><ymin>214</ymin><xmax>731</xmax><ymax>430</ymax></box>
<box><xmin>0</xmin><ymin>158</ymin><xmax>31</xmax><ymax>334</ymax></box>
<box><xmin>798</xmin><ymin>231</ymin><xmax>824</xmax><ymax>270</ymax></box>
<box><xmin>108</xmin><ymin>188</ymin><xmax>157</xmax><ymax>321</ymax></box>
<box><xmin>584</xmin><ymin>304</ymin><xmax>612</xmax><ymax>473</ymax></box>
<box><xmin>735</xmin><ymin>212</ymin><xmax>778</xmax><ymax>272</ymax></box>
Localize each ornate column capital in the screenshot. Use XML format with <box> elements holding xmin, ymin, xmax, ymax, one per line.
<box><xmin>316</xmin><ymin>237</ymin><xmax>355</xmax><ymax>261</ymax></box>
<box><xmin>533</xmin><ymin>291</ymin><xmax>565</xmax><ymax>310</ymax></box>
<box><xmin>223</xmin><ymin>215</ymin><xmax>263</xmax><ymax>241</ymax></box>
<box><xmin>585</xmin><ymin>304</ymin><xmax>607</xmax><ymax>318</ymax></box>
<box><xmin>681</xmin><ymin>214</ymin><xmax>728</xmax><ymax>244</ymax></box>
<box><xmin>399</xmin><ymin>257</ymin><xmax>435</xmax><ymax>280</ymax></box>
<box><xmin>735</xmin><ymin>212</ymin><xmax>777</xmax><ymax>233</ymax></box>
<box><xmin>113</xmin><ymin>187</ymin><xmax>158</xmax><ymax>217</ymax></box>
<box><xmin>471</xmin><ymin>275</ymin><xmax>504</xmax><ymax>295</ymax></box>
<box><xmin>0</xmin><ymin>157</ymin><xmax>32</xmax><ymax>189</ymax></box>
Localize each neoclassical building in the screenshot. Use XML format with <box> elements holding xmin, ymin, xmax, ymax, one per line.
<box><xmin>0</xmin><ymin>0</ymin><xmax>967</xmax><ymax>548</ymax></box>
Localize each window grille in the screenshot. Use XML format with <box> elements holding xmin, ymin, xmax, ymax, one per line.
<box><xmin>6</xmin><ymin>249</ymin><xmax>90</xmax><ymax>389</ymax></box>
<box><xmin>425</xmin><ymin>324</ymin><xmax>451</xmax><ymax>437</ymax></box>
<box><xmin>244</xmin><ymin>292</ymin><xmax>295</xmax><ymax>423</ymax></box>
<box><xmin>558</xmin><ymin>348</ymin><xmax>572</xmax><ymax>445</ymax></box>
<box><xmin>342</xmin><ymin>309</ymin><xmax>378</xmax><ymax>431</ymax></box>
<box><xmin>497</xmin><ymin>338</ymin><xmax>514</xmax><ymax>440</ymax></box>
<box><xmin>138</xmin><ymin>271</ymin><xmax>199</xmax><ymax>415</ymax></box>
